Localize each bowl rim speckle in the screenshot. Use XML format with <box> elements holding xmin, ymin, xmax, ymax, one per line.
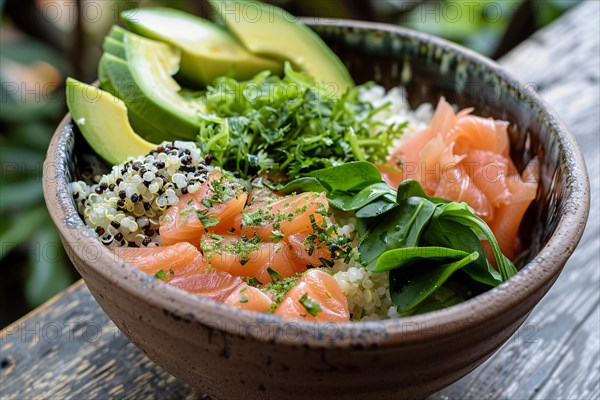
<box><xmin>43</xmin><ymin>19</ymin><xmax>590</xmax><ymax>349</ymax></box>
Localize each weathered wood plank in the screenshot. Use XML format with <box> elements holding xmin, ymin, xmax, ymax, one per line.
<box><xmin>0</xmin><ymin>281</ymin><xmax>192</xmax><ymax>399</ymax></box>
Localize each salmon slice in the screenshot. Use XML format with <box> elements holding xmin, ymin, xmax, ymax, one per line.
<box><xmin>434</xmin><ymin>165</ymin><xmax>494</xmax><ymax>221</ymax></box>
<box><xmin>111</xmin><ymin>242</ymin><xmax>203</xmax><ymax>279</ymax></box>
<box><xmin>287</xmin><ymin>233</ymin><xmax>332</xmax><ymax>269</ymax></box>
<box><xmin>386</xmin><ymin>97</ymin><xmax>539</xmax><ymax>260</ymax></box>
<box><xmin>160</xmin><ymin>169</ymin><xmax>247</xmax><ymax>247</ymax></box>
<box><xmin>169</xmin><ymin>269</ymin><xmax>243</xmax><ymax>302</ymax></box>
<box><xmin>224</xmin><ymin>284</ymin><xmax>274</xmax><ymax>313</ymax></box>
<box><xmin>201</xmin><ymin>233</ymin><xmax>306</xmax><ymax>284</ymax></box>
<box><xmin>490</xmin><ymin>158</ymin><xmax>539</xmax><ymax>259</ymax></box>
<box><xmin>235</xmin><ymin>192</ymin><xmax>329</xmax><ymax>241</ymax></box>
<box><xmin>274</xmin><ymin>270</ymin><xmax>349</xmax><ymax>322</ymax></box>
<box><xmin>465</xmin><ymin>150</ymin><xmax>512</xmax><ymax>208</ymax></box>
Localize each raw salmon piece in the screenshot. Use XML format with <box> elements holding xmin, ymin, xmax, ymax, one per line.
<box><xmin>195</xmin><ymin>169</ymin><xmax>248</xmax><ymax>234</ymax></box>
<box><xmin>287</xmin><ymin>233</ymin><xmax>332</xmax><ymax>268</ymax></box>
<box><xmin>235</xmin><ymin>192</ymin><xmax>329</xmax><ymax>240</ymax></box>
<box><xmin>224</xmin><ymin>284</ymin><xmax>274</xmax><ymax>313</ymax></box>
<box><xmin>169</xmin><ymin>269</ymin><xmax>243</xmax><ymax>302</ymax></box>
<box><xmin>160</xmin><ymin>169</ymin><xmax>247</xmax><ymax>247</ymax></box>
<box><xmin>111</xmin><ymin>242</ymin><xmax>202</xmax><ymax>279</ymax></box>
<box><xmin>274</xmin><ymin>270</ymin><xmax>349</xmax><ymax>322</ymax></box>
<box><xmin>201</xmin><ymin>234</ymin><xmax>306</xmax><ymax>283</ymax></box>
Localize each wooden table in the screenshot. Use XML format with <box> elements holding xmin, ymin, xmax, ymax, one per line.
<box><xmin>2</xmin><ymin>3</ymin><xmax>598</xmax><ymax>399</ymax></box>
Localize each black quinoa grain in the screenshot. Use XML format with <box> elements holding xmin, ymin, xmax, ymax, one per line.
<box><xmin>117</xmin><ymin>199</ymin><xmax>126</xmax><ymax>208</ymax></box>
<box><xmin>156</xmin><ymin>146</ymin><xmax>165</xmax><ymax>153</ymax></box>
<box><xmin>144</xmin><ymin>203</ymin><xmax>151</xmax><ymax>210</ymax></box>
<box><xmin>132</xmin><ymin>164</ymin><xmax>139</xmax><ymax>171</ymax></box>
<box><xmin>204</xmin><ymin>154</ymin><xmax>214</xmax><ymax>165</ymax></box>
<box><xmin>131</xmin><ymin>193</ymin><xmax>139</xmax><ymax>203</ymax></box>
<box><xmin>99</xmin><ymin>182</ymin><xmax>108</xmax><ymax>190</ymax></box>
<box><xmin>118</xmin><ymin>190</ymin><xmax>126</xmax><ymax>199</ymax></box>
<box><xmin>181</xmin><ymin>187</ymin><xmax>188</xmax><ymax>195</ymax></box>
<box><xmin>95</xmin><ymin>226</ymin><xmax>105</xmax><ymax>235</ymax></box>
<box><xmin>108</xmin><ymin>184</ymin><xmax>116</xmax><ymax>191</ymax></box>
<box><xmin>114</xmin><ymin>232</ymin><xmax>124</xmax><ymax>241</ymax></box>
<box><xmin>142</xmin><ymin>236</ymin><xmax>152</xmax><ymax>246</ymax></box>
<box><xmin>145</xmin><ymin>228</ymin><xmax>155</xmax><ymax>236</ymax></box>
<box><xmin>95</xmin><ymin>187</ymin><xmax>103</xmax><ymax>194</ymax></box>
<box><xmin>116</xmin><ymin>178</ymin><xmax>123</xmax><ymax>185</ymax></box>
<box><xmin>111</xmin><ymin>221</ymin><xmax>121</xmax><ymax>229</ymax></box>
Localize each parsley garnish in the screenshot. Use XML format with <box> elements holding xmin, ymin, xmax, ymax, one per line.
<box><xmin>267</xmin><ymin>267</ymin><xmax>281</xmax><ymax>283</ymax></box>
<box><xmin>154</xmin><ymin>269</ymin><xmax>168</xmax><ymax>281</ymax></box>
<box><xmin>299</xmin><ymin>293</ymin><xmax>322</xmax><ymax>317</ymax></box>
<box><xmin>239</xmin><ymin>296</ymin><xmax>248</xmax><ymax>303</ymax></box>
<box><xmin>195</xmin><ymin>209</ymin><xmax>220</xmax><ymax>228</ymax></box>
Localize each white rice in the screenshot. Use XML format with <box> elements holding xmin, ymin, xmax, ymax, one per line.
<box><xmin>332</xmin><ymin>85</ymin><xmax>434</xmax><ymax>321</ymax></box>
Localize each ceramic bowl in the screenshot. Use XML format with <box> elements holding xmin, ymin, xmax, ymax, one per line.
<box><xmin>43</xmin><ymin>20</ymin><xmax>590</xmax><ymax>399</ymax></box>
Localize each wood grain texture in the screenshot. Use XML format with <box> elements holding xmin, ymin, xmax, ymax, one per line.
<box><xmin>1</xmin><ymin>3</ymin><xmax>598</xmax><ymax>399</ymax></box>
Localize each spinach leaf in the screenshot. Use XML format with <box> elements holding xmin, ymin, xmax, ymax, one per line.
<box><xmin>327</xmin><ymin>182</ymin><xmax>392</xmax><ymax>211</ymax></box>
<box><xmin>359</xmin><ymin>196</ymin><xmax>437</xmax><ymax>269</ymax></box>
<box><xmin>422</xmin><ymin>218</ymin><xmax>502</xmax><ymax>286</ymax></box>
<box><xmin>373</xmin><ymin>246</ymin><xmax>472</xmax><ymax>272</ymax></box>
<box><xmin>304</xmin><ymin>161</ymin><xmax>384</xmax><ymax>192</ymax></box>
<box><xmin>409</xmin><ymin>286</ymin><xmax>463</xmax><ymax>315</ymax></box>
<box><xmin>355</xmin><ymin>194</ymin><xmax>397</xmax><ymax>219</ymax></box>
<box><xmin>431</xmin><ymin>202</ymin><xmax>518</xmax><ymax>281</ymax></box>
<box><xmin>389</xmin><ymin>251</ymin><xmax>479</xmax><ymax>312</ymax></box>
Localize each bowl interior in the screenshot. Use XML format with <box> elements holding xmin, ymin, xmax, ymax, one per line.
<box><xmin>48</xmin><ymin>21</ymin><xmax>589</xmax><ymax>342</ymax></box>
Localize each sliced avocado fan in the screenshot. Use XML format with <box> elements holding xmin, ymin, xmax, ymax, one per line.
<box><xmin>120</xmin><ymin>7</ymin><xmax>283</xmax><ymax>85</ymax></box>
<box><xmin>66</xmin><ymin>78</ymin><xmax>156</xmax><ymax>165</ymax></box>
<box><xmin>209</xmin><ymin>0</ymin><xmax>354</xmax><ymax>96</ymax></box>
<box><xmin>99</xmin><ymin>27</ymin><xmax>205</xmax><ymax>141</ymax></box>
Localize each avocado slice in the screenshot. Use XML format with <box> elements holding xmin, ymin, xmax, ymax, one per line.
<box><xmin>108</xmin><ymin>25</ymin><xmax>127</xmax><ymax>41</ymax></box>
<box><xmin>98</xmin><ymin>58</ymin><xmax>173</xmax><ymax>144</ymax></box>
<box><xmin>66</xmin><ymin>78</ymin><xmax>156</xmax><ymax>165</ymax></box>
<box><xmin>99</xmin><ymin>29</ymin><xmax>206</xmax><ymax>140</ymax></box>
<box><xmin>209</xmin><ymin>0</ymin><xmax>354</xmax><ymax>95</ymax></box>
<box><xmin>121</xmin><ymin>7</ymin><xmax>283</xmax><ymax>85</ymax></box>
<box><xmin>103</xmin><ymin>37</ymin><xmax>126</xmax><ymax>59</ymax></box>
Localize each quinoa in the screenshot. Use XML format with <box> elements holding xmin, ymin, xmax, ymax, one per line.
<box><xmin>71</xmin><ymin>141</ymin><xmax>211</xmax><ymax>247</ymax></box>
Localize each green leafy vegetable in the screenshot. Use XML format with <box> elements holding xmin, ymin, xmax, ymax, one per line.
<box><xmin>154</xmin><ymin>269</ymin><xmax>168</xmax><ymax>281</ymax></box>
<box><xmin>389</xmin><ymin>251</ymin><xmax>479</xmax><ymax>312</ymax></box>
<box><xmin>198</xmin><ymin>64</ymin><xmax>406</xmax><ymax>178</ymax></box>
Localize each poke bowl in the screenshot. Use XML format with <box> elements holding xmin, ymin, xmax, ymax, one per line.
<box><xmin>43</xmin><ymin>5</ymin><xmax>589</xmax><ymax>400</ymax></box>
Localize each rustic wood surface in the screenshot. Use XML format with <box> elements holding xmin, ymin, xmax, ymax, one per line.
<box><xmin>1</xmin><ymin>2</ymin><xmax>599</xmax><ymax>399</ymax></box>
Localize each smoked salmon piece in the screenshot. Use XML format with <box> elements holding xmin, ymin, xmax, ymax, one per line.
<box><xmin>274</xmin><ymin>269</ymin><xmax>350</xmax><ymax>322</ymax></box>
<box><xmin>111</xmin><ymin>242</ymin><xmax>204</xmax><ymax>279</ymax></box>
<box><xmin>160</xmin><ymin>169</ymin><xmax>247</xmax><ymax>247</ymax></box>
<box><xmin>287</xmin><ymin>233</ymin><xmax>332</xmax><ymax>268</ymax></box>
<box><xmin>224</xmin><ymin>283</ymin><xmax>274</xmax><ymax>313</ymax></box>
<box><xmin>386</xmin><ymin>97</ymin><xmax>539</xmax><ymax>259</ymax></box>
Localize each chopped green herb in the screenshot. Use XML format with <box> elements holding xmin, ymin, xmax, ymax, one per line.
<box><xmin>267</xmin><ymin>267</ymin><xmax>281</xmax><ymax>283</ymax></box>
<box><xmin>245</xmin><ymin>277</ymin><xmax>262</xmax><ymax>286</ymax></box>
<box><xmin>195</xmin><ymin>209</ymin><xmax>220</xmax><ymax>227</ymax></box>
<box><xmin>299</xmin><ymin>293</ymin><xmax>322</xmax><ymax>317</ymax></box>
<box><xmin>154</xmin><ymin>269</ymin><xmax>168</xmax><ymax>281</ymax></box>
<box><xmin>239</xmin><ymin>296</ymin><xmax>248</xmax><ymax>303</ymax></box>
<box><xmin>201</xmin><ymin>198</ymin><xmax>213</xmax><ymax>208</ymax></box>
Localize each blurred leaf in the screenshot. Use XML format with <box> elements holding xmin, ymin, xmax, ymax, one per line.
<box><xmin>0</xmin><ymin>145</ymin><xmax>44</xmax><ymax>182</ymax></box>
<box><xmin>0</xmin><ymin>206</ymin><xmax>48</xmax><ymax>260</ymax></box>
<box><xmin>9</xmin><ymin>122</ymin><xmax>54</xmax><ymax>151</ymax></box>
<box><xmin>0</xmin><ymin>180</ymin><xmax>44</xmax><ymax>213</ymax></box>
<box><xmin>24</xmin><ymin>225</ymin><xmax>71</xmax><ymax>307</ymax></box>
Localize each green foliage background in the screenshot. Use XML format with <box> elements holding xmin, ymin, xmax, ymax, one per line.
<box><xmin>0</xmin><ymin>0</ymin><xmax>577</xmax><ymax>327</ymax></box>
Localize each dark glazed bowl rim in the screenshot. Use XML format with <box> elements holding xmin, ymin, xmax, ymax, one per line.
<box><xmin>43</xmin><ymin>19</ymin><xmax>590</xmax><ymax>348</ymax></box>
